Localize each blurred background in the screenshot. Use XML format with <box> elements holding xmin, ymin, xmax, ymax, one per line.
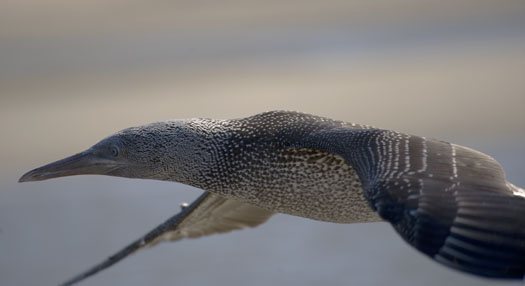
<box><xmin>1</xmin><ymin>0</ymin><xmax>525</xmax><ymax>285</ymax></box>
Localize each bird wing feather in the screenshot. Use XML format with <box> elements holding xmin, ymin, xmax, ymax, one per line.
<box><xmin>149</xmin><ymin>192</ymin><xmax>275</xmax><ymax>243</ymax></box>
<box><xmin>59</xmin><ymin>192</ymin><xmax>274</xmax><ymax>286</ymax></box>
<box><xmin>299</xmin><ymin>127</ymin><xmax>525</xmax><ymax>278</ymax></box>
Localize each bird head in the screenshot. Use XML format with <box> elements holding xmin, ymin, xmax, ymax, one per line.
<box><xmin>19</xmin><ymin>120</ymin><xmax>216</xmax><ymax>184</ymax></box>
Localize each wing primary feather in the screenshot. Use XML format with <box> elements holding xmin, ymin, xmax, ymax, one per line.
<box><xmin>58</xmin><ymin>192</ymin><xmax>210</xmax><ymax>286</ymax></box>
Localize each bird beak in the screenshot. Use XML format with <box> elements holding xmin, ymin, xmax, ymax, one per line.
<box><xmin>19</xmin><ymin>150</ymin><xmax>118</xmax><ymax>182</ymax></box>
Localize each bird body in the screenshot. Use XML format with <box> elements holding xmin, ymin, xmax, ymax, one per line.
<box><xmin>19</xmin><ymin>111</ymin><xmax>525</xmax><ymax>285</ymax></box>
<box><xmin>107</xmin><ymin>112</ymin><xmax>379</xmax><ymax>223</ymax></box>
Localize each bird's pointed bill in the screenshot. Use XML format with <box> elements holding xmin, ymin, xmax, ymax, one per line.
<box><xmin>19</xmin><ymin>151</ymin><xmax>120</xmax><ymax>182</ymax></box>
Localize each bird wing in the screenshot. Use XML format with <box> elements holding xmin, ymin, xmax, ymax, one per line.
<box><xmin>60</xmin><ymin>192</ymin><xmax>274</xmax><ymax>286</ymax></box>
<box><xmin>300</xmin><ymin>127</ymin><xmax>525</xmax><ymax>279</ymax></box>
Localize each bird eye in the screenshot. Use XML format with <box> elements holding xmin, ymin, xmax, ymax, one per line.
<box><xmin>110</xmin><ymin>146</ymin><xmax>120</xmax><ymax>157</ymax></box>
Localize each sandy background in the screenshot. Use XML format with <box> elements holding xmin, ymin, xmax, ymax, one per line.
<box><xmin>1</xmin><ymin>1</ymin><xmax>525</xmax><ymax>285</ymax></box>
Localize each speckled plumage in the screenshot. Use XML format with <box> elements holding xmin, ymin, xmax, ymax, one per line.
<box><xmin>109</xmin><ymin>111</ymin><xmax>379</xmax><ymax>223</ymax></box>
<box><xmin>207</xmin><ymin>113</ymin><xmax>379</xmax><ymax>223</ymax></box>
<box><xmin>19</xmin><ymin>110</ymin><xmax>525</xmax><ymax>285</ymax></box>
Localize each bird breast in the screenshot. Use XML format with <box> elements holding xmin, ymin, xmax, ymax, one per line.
<box><xmin>211</xmin><ymin>147</ymin><xmax>381</xmax><ymax>223</ymax></box>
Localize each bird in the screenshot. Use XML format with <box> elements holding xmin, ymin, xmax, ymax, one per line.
<box><xmin>19</xmin><ymin>110</ymin><xmax>525</xmax><ymax>285</ymax></box>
